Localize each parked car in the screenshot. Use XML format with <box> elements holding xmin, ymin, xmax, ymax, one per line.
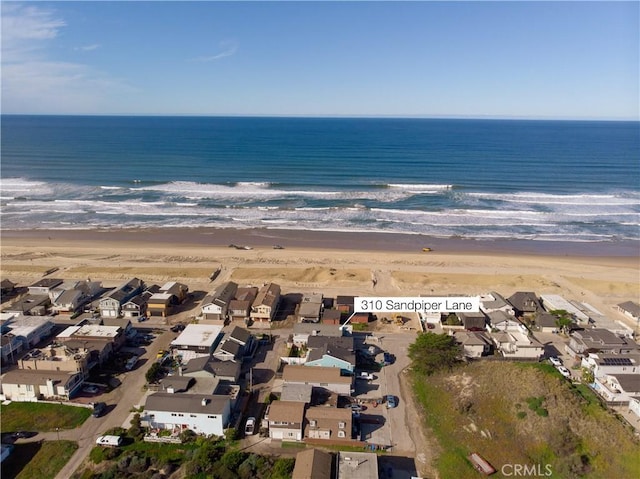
<box><xmin>137</xmin><ymin>316</ymin><xmax>147</xmax><ymax>322</ymax></box>
<box><xmin>386</xmin><ymin>395</ymin><xmax>397</xmax><ymax>408</ymax></box>
<box><xmin>357</xmin><ymin>372</ymin><xmax>374</xmax><ymax>381</ymax></box>
<box><xmin>350</xmin><ymin>404</ymin><xmax>366</xmax><ymax>412</ymax></box>
<box><xmin>92</xmin><ymin>402</ymin><xmax>107</xmax><ymax>417</ymax></box>
<box><xmin>245</xmin><ymin>417</ymin><xmax>256</xmax><ymax>435</ymax></box>
<box><xmin>125</xmin><ymin>356</ymin><xmax>139</xmax><ymax>371</ymax></box>
<box><xmin>556</xmin><ymin>366</ymin><xmax>571</xmax><ymax>379</ymax></box>
<box><xmin>170</xmin><ymin>323</ymin><xmax>186</xmax><ymax>332</ymax></box>
<box><xmin>83</xmin><ymin>385</ymin><xmax>99</xmax><ymax>394</ymax></box>
<box><xmin>383</xmin><ymin>352</ymin><xmax>394</xmax><ymax>365</ymax></box>
<box><xmin>548</xmin><ymin>356</ymin><xmax>563</xmax><ymax>367</ymax></box>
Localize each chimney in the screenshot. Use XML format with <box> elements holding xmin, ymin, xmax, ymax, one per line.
<box><xmin>201</xmin><ymin>398</ymin><xmax>208</xmax><ymax>406</ymax></box>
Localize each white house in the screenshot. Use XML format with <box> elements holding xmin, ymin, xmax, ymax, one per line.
<box><xmin>282</xmin><ymin>365</ymin><xmax>353</xmax><ymax>395</ymax></box>
<box><xmin>201</xmin><ymin>282</ymin><xmax>238</xmax><ymax>321</ymax></box>
<box><xmin>479</xmin><ymin>292</ymin><xmax>514</xmax><ymax>315</ymax></box>
<box><xmin>490</xmin><ymin>331</ymin><xmax>544</xmax><ymax>360</ymax></box>
<box><xmin>582</xmin><ymin>353</ymin><xmax>640</xmax><ymax>379</ymax></box>
<box><xmin>144</xmin><ymin>393</ymin><xmax>231</xmax><ymax>436</ymax></box>
<box><xmin>591</xmin><ymin>374</ymin><xmax>640</xmax><ymax>404</ymax></box>
<box><xmin>540</xmin><ymin>294</ymin><xmax>589</xmax><ymax>323</ymax></box>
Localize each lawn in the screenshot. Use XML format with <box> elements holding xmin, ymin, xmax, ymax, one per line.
<box><xmin>0</xmin><ymin>402</ymin><xmax>91</xmax><ymax>432</ymax></box>
<box><xmin>2</xmin><ymin>440</ymin><xmax>78</xmax><ymax>479</ymax></box>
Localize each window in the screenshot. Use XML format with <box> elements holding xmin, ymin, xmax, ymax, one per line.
<box><xmin>338</xmin><ymin>430</ymin><xmax>345</xmax><ymax>438</ymax></box>
<box><xmin>310</xmin><ymin>420</ymin><xmax>317</xmax><ymax>427</ymax></box>
<box><xmin>338</xmin><ymin>422</ymin><xmax>345</xmax><ymax>429</ymax></box>
<box><xmin>190</xmin><ymin>414</ymin><xmax>196</xmax><ymax>418</ymax></box>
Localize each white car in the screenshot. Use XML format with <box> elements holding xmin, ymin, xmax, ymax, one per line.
<box><xmin>244</xmin><ymin>417</ymin><xmax>256</xmax><ymax>435</ymax></box>
<box><xmin>548</xmin><ymin>356</ymin><xmax>563</xmax><ymax>367</ymax></box>
<box><xmin>556</xmin><ymin>366</ymin><xmax>571</xmax><ymax>378</ymax></box>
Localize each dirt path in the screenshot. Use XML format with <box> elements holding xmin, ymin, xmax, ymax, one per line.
<box><xmin>399</xmin><ymin>368</ymin><xmax>440</xmax><ymax>479</ymax></box>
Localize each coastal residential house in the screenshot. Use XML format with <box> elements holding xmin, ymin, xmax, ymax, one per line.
<box><xmin>1</xmin><ymin>315</ymin><xmax>55</xmax><ymax>349</ymax></box>
<box><xmin>146</xmin><ymin>281</ymin><xmax>189</xmax><ymax>317</ymax></box>
<box><xmin>479</xmin><ymin>292</ymin><xmax>514</xmax><ymax>316</ymax></box>
<box><xmin>171</xmin><ymin>324</ymin><xmax>223</xmax><ymax>357</ymax></box>
<box><xmin>1</xmin><ymin>334</ymin><xmax>22</xmax><ymax>364</ymax></box>
<box><xmin>201</xmin><ymin>281</ymin><xmax>238</xmax><ymax>322</ymax></box>
<box><xmin>454</xmin><ymin>331</ymin><xmax>494</xmax><ymax>358</ymax></box>
<box><xmin>181</xmin><ymin>355</ymin><xmax>241</xmax><ymax>383</ymax></box>
<box><xmin>540</xmin><ymin>294</ymin><xmax>590</xmax><ymax>323</ymax></box>
<box><xmin>507</xmin><ymin>292</ymin><xmax>543</xmax><ymax>317</ymax></box>
<box><xmin>212</xmin><ymin>338</ymin><xmax>242</xmax><ymax>362</ymax></box>
<box><xmin>293</xmin><ymin>323</ymin><xmax>344</xmax><ymax>346</ymax></box>
<box><xmin>337</xmin><ymin>451</ymin><xmax>379</xmax><ymax>479</ymax></box>
<box><xmin>18</xmin><ymin>344</ymin><xmax>91</xmax><ymax>378</ymax></box>
<box><xmin>305</xmin><ymin>406</ymin><xmax>352</xmax><ymax>440</ymax></box>
<box><xmin>581</xmin><ymin>353</ymin><xmax>640</xmax><ymax>380</ymax></box>
<box><xmin>122</xmin><ymin>293</ymin><xmax>150</xmax><ymax>320</ymax></box>
<box><xmin>335</xmin><ymin>296</ymin><xmax>355</xmax><ymax>316</ymax></box>
<box><xmin>1</xmin><ymin>279</ymin><xmax>16</xmax><ymax>297</ymax></box>
<box><xmin>305</xmin><ymin>336</ymin><xmax>355</xmax><ymax>374</ymax></box>
<box><xmin>591</xmin><ymin>374</ymin><xmax>640</xmax><ymax>405</ymax></box>
<box><xmin>490</xmin><ymin>331</ymin><xmax>544</xmax><ymax>360</ymax></box>
<box><xmin>5</xmin><ymin>293</ymin><xmax>51</xmax><ymax>316</ymax></box>
<box><xmin>99</xmin><ymin>278</ymin><xmax>144</xmax><ymax>318</ymax></box>
<box><xmin>144</xmin><ymin>393</ymin><xmax>231</xmax><ymax>436</ymax></box>
<box><xmin>250</xmin><ymin>283</ymin><xmax>281</xmax><ymax>323</ymax></box>
<box><xmin>51</xmin><ymin>289</ymin><xmax>84</xmax><ymax>314</ymax></box>
<box><xmin>228</xmin><ymin>287</ymin><xmax>259</xmax><ymax>322</ymax></box>
<box><xmin>486</xmin><ymin>311</ymin><xmax>528</xmax><ymax>334</ymax></box>
<box><xmin>535</xmin><ymin>313</ymin><xmax>560</xmax><ymax>333</ymax></box>
<box><xmin>0</xmin><ymin>369</ymin><xmax>83</xmax><ymax>401</ymax></box>
<box><xmin>281</xmin><ymin>383</ymin><xmax>313</xmax><ymax>404</ymax></box>
<box><xmin>292</xmin><ymin>448</ymin><xmax>333</xmax><ymax>479</ymax></box>
<box><xmin>298</xmin><ymin>293</ymin><xmax>324</xmax><ymax>323</ymax></box>
<box><xmin>27</xmin><ymin>278</ymin><xmax>64</xmax><ymax>296</ymax></box>
<box><xmin>617</xmin><ymin>301</ymin><xmax>640</xmax><ymax>322</ymax></box>
<box><xmin>283</xmin><ymin>365</ymin><xmax>353</xmax><ymax>396</ymax></box>
<box><xmin>321</xmin><ymin>309</ymin><xmax>342</xmax><ymax>325</ymax></box>
<box><xmin>267</xmin><ymin>400</ymin><xmax>306</xmax><ymax>441</ymax></box>
<box><xmin>458</xmin><ymin>312</ymin><xmax>487</xmax><ymax>331</ymax></box>
<box><xmin>566</xmin><ymin>329</ymin><xmax>639</xmax><ymax>358</ymax></box>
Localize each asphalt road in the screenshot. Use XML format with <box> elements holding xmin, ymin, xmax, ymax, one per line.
<box><xmin>35</xmin><ymin>327</ymin><xmax>177</xmax><ymax>479</ymax></box>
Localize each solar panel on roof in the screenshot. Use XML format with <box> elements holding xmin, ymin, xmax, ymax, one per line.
<box><xmin>601</xmin><ymin>357</ymin><xmax>633</xmax><ymax>366</ymax></box>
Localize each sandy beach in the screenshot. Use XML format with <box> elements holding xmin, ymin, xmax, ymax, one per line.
<box><xmin>1</xmin><ymin>228</ymin><xmax>638</xmax><ymax>332</ymax></box>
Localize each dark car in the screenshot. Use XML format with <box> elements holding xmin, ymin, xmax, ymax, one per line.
<box><xmin>386</xmin><ymin>395</ymin><xmax>397</xmax><ymax>408</ymax></box>
<box><xmin>92</xmin><ymin>402</ymin><xmax>107</xmax><ymax>417</ymax></box>
<box><xmin>170</xmin><ymin>323</ymin><xmax>186</xmax><ymax>333</ymax></box>
<box><xmin>383</xmin><ymin>352</ymin><xmax>394</xmax><ymax>365</ymax></box>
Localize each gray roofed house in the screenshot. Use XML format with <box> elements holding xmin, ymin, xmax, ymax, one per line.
<box><xmin>28</xmin><ymin>278</ymin><xmax>64</xmax><ymax>295</ymax></box>
<box><xmin>458</xmin><ymin>312</ymin><xmax>487</xmax><ymax>331</ymax></box>
<box><xmin>158</xmin><ymin>376</ymin><xmax>194</xmax><ymax>393</ymax></box>
<box><xmin>182</xmin><ymin>356</ymin><xmax>241</xmax><ymax>383</ymax></box>
<box><xmin>306</xmin><ymin>338</ymin><xmax>356</xmax><ymax>374</ymax></box>
<box><xmin>480</xmin><ymin>292</ymin><xmax>513</xmax><ymax>314</ymax></box>
<box><xmin>201</xmin><ymin>281</ymin><xmax>238</xmax><ymax>321</ymax></box>
<box><xmin>144</xmin><ymin>392</ymin><xmax>231</xmax><ymax>436</ymax></box>
<box><xmin>337</xmin><ymin>451</ymin><xmax>378</xmax><ymax>479</ymax></box>
<box><xmin>281</xmin><ymin>383</ymin><xmax>313</xmax><ymax>403</ymax></box>
<box><xmin>292</xmin><ymin>448</ymin><xmax>333</xmax><ymax>479</ymax></box>
<box><xmin>322</xmin><ymin>309</ymin><xmax>342</xmax><ymax>325</ymax></box>
<box><xmin>99</xmin><ymin>278</ymin><xmax>144</xmax><ymax>318</ymax></box>
<box><xmin>536</xmin><ymin>313</ymin><xmax>560</xmax><ymax>333</ymax></box>
<box><xmin>250</xmin><ymin>283</ymin><xmax>281</xmax><ymax>323</ymax></box>
<box><xmin>229</xmin><ymin>326</ymin><xmax>251</xmax><ymax>346</ymax></box>
<box><xmin>617</xmin><ymin>301</ymin><xmax>640</xmax><ymax>321</ymax></box>
<box><xmin>213</xmin><ymin>337</ymin><xmax>242</xmax><ymax>362</ymax></box>
<box><xmin>567</xmin><ymin>328</ymin><xmax>639</xmax><ymax>357</ymax></box>
<box><xmin>455</xmin><ymin>331</ymin><xmax>493</xmax><ymax>358</ymax></box>
<box><xmin>507</xmin><ymin>292</ymin><xmax>543</xmax><ymax>316</ymax></box>
<box><xmin>0</xmin><ymin>368</ymin><xmax>83</xmax><ymax>401</ymax></box>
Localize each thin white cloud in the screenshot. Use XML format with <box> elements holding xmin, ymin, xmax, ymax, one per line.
<box><xmin>1</xmin><ymin>3</ymin><xmax>130</xmax><ymax>113</ymax></box>
<box><xmin>189</xmin><ymin>40</ymin><xmax>238</xmax><ymax>63</ymax></box>
<box><xmin>74</xmin><ymin>44</ymin><xmax>101</xmax><ymax>52</ymax></box>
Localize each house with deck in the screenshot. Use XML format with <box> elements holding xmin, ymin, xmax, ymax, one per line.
<box><xmin>144</xmin><ymin>393</ymin><xmax>231</xmax><ymax>436</ymax></box>
<box><xmin>0</xmin><ymin>369</ymin><xmax>83</xmax><ymax>401</ymax></box>
<box><xmin>305</xmin><ymin>406</ymin><xmax>352</xmax><ymax>441</ymax></box>
<box><xmin>283</xmin><ymin>365</ymin><xmax>353</xmax><ymax>396</ymax></box>
<box><xmin>201</xmin><ymin>281</ymin><xmax>238</xmax><ymax>322</ymax></box>
<box><xmin>99</xmin><ymin>278</ymin><xmax>144</xmax><ymax>318</ymax></box>
<box><xmin>250</xmin><ymin>283</ymin><xmax>281</xmax><ymax>323</ymax></box>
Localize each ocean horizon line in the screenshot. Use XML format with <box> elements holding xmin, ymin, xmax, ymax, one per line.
<box><xmin>1</xmin><ymin>113</ymin><xmax>638</xmax><ymax>123</ymax></box>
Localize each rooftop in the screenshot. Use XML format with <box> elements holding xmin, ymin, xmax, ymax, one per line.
<box><xmin>268</xmin><ymin>400</ymin><xmax>306</xmax><ymax>424</ymax></box>
<box><xmin>283</xmin><ymin>365</ymin><xmax>352</xmax><ymax>384</ymax></box>
<box><xmin>172</xmin><ymin>324</ymin><xmax>223</xmax><ymax>348</ymax></box>
<box><xmin>145</xmin><ymin>392</ymin><xmax>229</xmax><ymax>415</ymax></box>
<box><xmin>337</xmin><ymin>451</ymin><xmax>378</xmax><ymax>479</ymax></box>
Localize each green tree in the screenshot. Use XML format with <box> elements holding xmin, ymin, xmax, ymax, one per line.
<box><xmin>270</xmin><ymin>458</ymin><xmax>295</xmax><ymax>479</ymax></box>
<box><xmin>551</xmin><ymin>309</ymin><xmax>573</xmax><ymax>334</ymax></box>
<box><xmin>408</xmin><ymin>332</ymin><xmax>462</xmax><ymax>375</ymax></box>
<box><xmin>145</xmin><ymin>362</ymin><xmax>163</xmax><ymax>384</ymax></box>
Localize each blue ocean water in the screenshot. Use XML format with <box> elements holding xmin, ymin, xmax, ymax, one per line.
<box><xmin>1</xmin><ymin>115</ymin><xmax>639</xmax><ymax>243</ymax></box>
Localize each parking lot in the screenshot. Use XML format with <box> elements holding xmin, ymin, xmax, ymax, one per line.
<box><xmin>352</xmin><ymin>332</ymin><xmax>418</xmax><ymax>455</ymax></box>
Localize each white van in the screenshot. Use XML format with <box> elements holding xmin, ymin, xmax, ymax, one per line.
<box><xmin>96</xmin><ymin>435</ymin><xmax>123</xmax><ymax>447</ymax></box>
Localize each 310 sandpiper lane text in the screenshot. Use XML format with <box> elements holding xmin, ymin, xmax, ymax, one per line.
<box><xmin>354</xmin><ymin>297</ymin><xmax>480</xmax><ymax>313</ymax></box>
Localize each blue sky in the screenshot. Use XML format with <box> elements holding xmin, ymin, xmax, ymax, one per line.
<box><xmin>1</xmin><ymin>1</ymin><xmax>638</xmax><ymax>119</ymax></box>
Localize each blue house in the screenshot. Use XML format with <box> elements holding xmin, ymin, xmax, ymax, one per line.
<box><xmin>304</xmin><ymin>337</ymin><xmax>355</xmax><ymax>374</ymax></box>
